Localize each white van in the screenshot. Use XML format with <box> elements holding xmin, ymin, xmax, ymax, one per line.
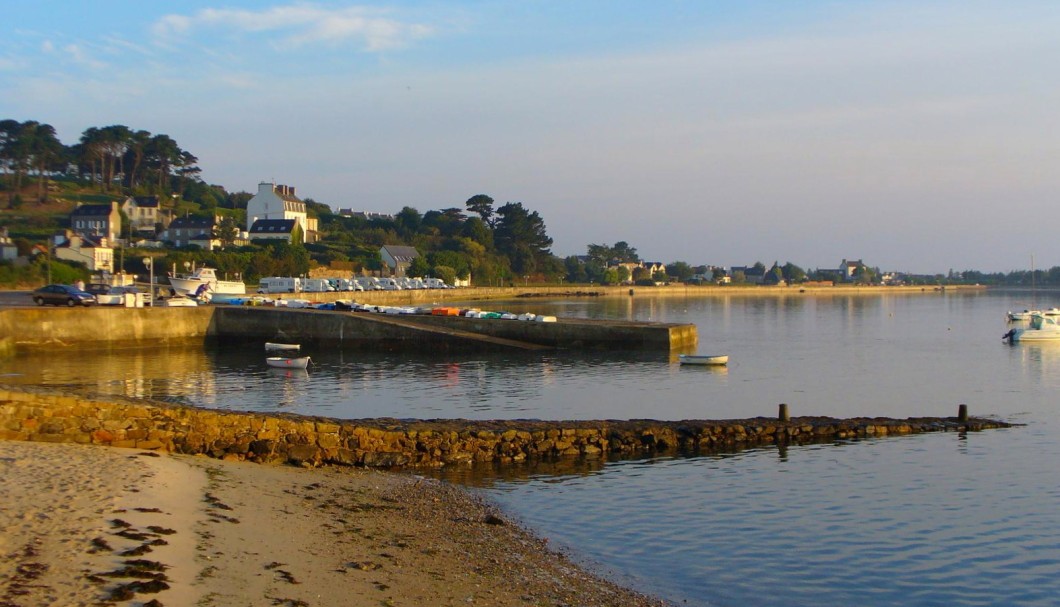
<box><xmin>356</xmin><ymin>277</ymin><xmax>383</xmax><ymax>291</ymax></box>
<box><xmin>302</xmin><ymin>278</ymin><xmax>336</xmax><ymax>293</ymax></box>
<box><xmin>425</xmin><ymin>278</ymin><xmax>450</xmax><ymax>289</ymax></box>
<box><xmin>257</xmin><ymin>277</ymin><xmax>302</xmax><ymax>294</ymax></box>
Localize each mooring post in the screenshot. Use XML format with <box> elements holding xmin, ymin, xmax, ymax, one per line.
<box><xmin>958</xmin><ymin>403</ymin><xmax>968</xmax><ymax>422</ymax></box>
<box><xmin>779</xmin><ymin>403</ymin><xmax>790</xmax><ymax>422</ymax></box>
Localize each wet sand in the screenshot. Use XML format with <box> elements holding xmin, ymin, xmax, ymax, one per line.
<box><xmin>0</xmin><ymin>440</ymin><xmax>669</xmax><ymax>606</ymax></box>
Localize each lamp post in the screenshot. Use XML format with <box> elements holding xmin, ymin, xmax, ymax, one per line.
<box><xmin>142</xmin><ymin>257</ymin><xmax>153</xmax><ymax>302</ymax></box>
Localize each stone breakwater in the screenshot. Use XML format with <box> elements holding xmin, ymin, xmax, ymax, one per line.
<box><xmin>0</xmin><ymin>387</ymin><xmax>1013</xmax><ymax>468</ymax></box>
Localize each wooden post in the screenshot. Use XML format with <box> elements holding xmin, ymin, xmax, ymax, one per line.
<box><xmin>779</xmin><ymin>403</ymin><xmax>790</xmax><ymax>422</ymax></box>
<box><xmin>958</xmin><ymin>404</ymin><xmax>968</xmax><ymax>422</ymax></box>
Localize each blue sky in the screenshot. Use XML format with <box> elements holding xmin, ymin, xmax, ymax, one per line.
<box><xmin>4</xmin><ymin>1</ymin><xmax>1059</xmax><ymax>273</ymax></box>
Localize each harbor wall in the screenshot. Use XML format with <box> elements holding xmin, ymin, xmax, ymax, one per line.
<box><xmin>0</xmin><ymin>387</ymin><xmax>1012</xmax><ymax>469</ymax></box>
<box><xmin>0</xmin><ymin>306</ymin><xmax>696</xmax><ymax>351</ymax></box>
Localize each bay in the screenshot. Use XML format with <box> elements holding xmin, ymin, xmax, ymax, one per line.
<box><xmin>2</xmin><ymin>289</ymin><xmax>1058</xmax><ymax>606</ymax></box>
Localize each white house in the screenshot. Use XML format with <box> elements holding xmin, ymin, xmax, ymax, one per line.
<box><xmin>245</xmin><ymin>182</ymin><xmax>317</xmax><ymax>243</ymax></box>
<box><xmin>121</xmin><ymin>196</ymin><xmax>168</xmax><ymax>234</ymax></box>
<box><xmin>54</xmin><ymin>231</ymin><xmax>113</xmax><ymax>273</ymax></box>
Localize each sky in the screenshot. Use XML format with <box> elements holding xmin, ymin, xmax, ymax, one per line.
<box><xmin>3</xmin><ymin>1</ymin><xmax>1059</xmax><ymax>274</ymax></box>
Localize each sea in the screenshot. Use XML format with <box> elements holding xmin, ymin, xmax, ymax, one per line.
<box><xmin>2</xmin><ymin>288</ymin><xmax>1058</xmax><ymax>606</ymax></box>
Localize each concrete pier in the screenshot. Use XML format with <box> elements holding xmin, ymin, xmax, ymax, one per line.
<box><xmin>0</xmin><ymin>306</ymin><xmax>697</xmax><ymax>352</ymax></box>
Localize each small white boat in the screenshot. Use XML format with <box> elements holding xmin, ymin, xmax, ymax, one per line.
<box><xmin>265</xmin><ymin>342</ymin><xmax>300</xmax><ymax>352</ymax></box>
<box><xmin>160</xmin><ymin>296</ymin><xmax>199</xmax><ymax>307</ymax></box>
<box><xmin>1008</xmin><ymin>309</ymin><xmax>1039</xmax><ymax>322</ymax></box>
<box><xmin>266</xmin><ymin>356</ymin><xmax>311</xmax><ymax>369</ymax></box>
<box><xmin>679</xmin><ymin>354</ymin><xmax>729</xmax><ymax>366</ymax></box>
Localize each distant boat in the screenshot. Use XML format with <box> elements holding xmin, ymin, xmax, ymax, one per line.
<box><xmin>265</xmin><ymin>342</ymin><xmax>300</xmax><ymax>352</ymax></box>
<box><xmin>679</xmin><ymin>354</ymin><xmax>729</xmax><ymax>366</ymax></box>
<box><xmin>1008</xmin><ymin>309</ymin><xmax>1039</xmax><ymax>322</ymax></box>
<box><xmin>266</xmin><ymin>356</ymin><xmax>311</xmax><ymax>369</ymax></box>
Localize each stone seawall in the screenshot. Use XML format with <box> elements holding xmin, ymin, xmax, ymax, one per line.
<box><xmin>0</xmin><ymin>387</ymin><xmax>1013</xmax><ymax>469</ymax></box>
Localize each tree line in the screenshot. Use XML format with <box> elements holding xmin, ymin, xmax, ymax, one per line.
<box><xmin>0</xmin><ymin>120</ymin><xmax>202</xmax><ymax>208</ymax></box>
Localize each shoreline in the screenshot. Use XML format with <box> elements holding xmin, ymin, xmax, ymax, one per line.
<box><xmin>0</xmin><ymin>439</ymin><xmax>671</xmax><ymax>607</ymax></box>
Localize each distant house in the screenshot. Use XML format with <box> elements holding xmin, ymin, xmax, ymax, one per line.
<box><xmin>731</xmin><ymin>265</ymin><xmax>766</xmax><ymax>284</ymax></box>
<box><xmin>54</xmin><ymin>231</ymin><xmax>113</xmax><ymax>273</ymax></box>
<box><xmin>642</xmin><ymin>262</ymin><xmax>664</xmax><ymax>276</ymax></box>
<box><xmin>249</xmin><ymin>219</ymin><xmax>299</xmax><ymax>243</ymax></box>
<box><xmin>70</xmin><ymin>201</ymin><xmax>121</xmax><ymax>242</ymax></box>
<box><xmin>245</xmin><ymin>182</ymin><xmax>317</xmax><ymax>243</ymax></box>
<box><xmin>342</xmin><ymin>210</ymin><xmax>395</xmax><ymax>221</ymax></box>
<box><xmin>379</xmin><ymin>245</ymin><xmax>420</xmax><ymax>277</ymax></box>
<box><xmin>121</xmin><ymin>196</ymin><xmax>169</xmax><ymax>235</ymax></box>
<box><xmin>161</xmin><ymin>216</ymin><xmax>221</xmax><ymax>250</ymax></box>
<box><xmin>842</xmin><ymin>259</ymin><xmax>864</xmax><ymax>280</ymax></box>
<box><xmin>0</xmin><ymin>227</ymin><xmax>17</xmax><ymax>261</ymax></box>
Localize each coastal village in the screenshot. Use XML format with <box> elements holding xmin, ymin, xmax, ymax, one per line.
<box><xmin>2</xmin><ymin>4</ymin><xmax>1054</xmax><ymax>607</ymax></box>
<box><xmin>1</xmin><ymin>178</ymin><xmax>902</xmax><ymax>293</ymax></box>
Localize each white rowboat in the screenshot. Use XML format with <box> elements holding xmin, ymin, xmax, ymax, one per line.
<box><xmin>266</xmin><ymin>356</ymin><xmax>311</xmax><ymax>369</ymax></box>
<box><xmin>265</xmin><ymin>342</ymin><xmax>301</xmax><ymax>352</ymax></box>
<box><xmin>679</xmin><ymin>354</ymin><xmax>729</xmax><ymax>366</ymax></box>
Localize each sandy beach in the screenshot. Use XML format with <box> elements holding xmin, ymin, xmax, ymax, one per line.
<box><xmin>0</xmin><ymin>440</ymin><xmax>669</xmax><ymax>607</ymax></box>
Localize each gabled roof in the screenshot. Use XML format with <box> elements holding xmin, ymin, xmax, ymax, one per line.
<box><xmin>58</xmin><ymin>233</ymin><xmax>108</xmax><ymax>249</ymax></box>
<box><xmin>380</xmin><ymin>245</ymin><xmax>420</xmax><ymax>262</ymax></box>
<box><xmin>127</xmin><ymin>196</ymin><xmax>160</xmax><ymax>208</ymax></box>
<box><xmin>71</xmin><ymin>204</ymin><xmax>115</xmax><ymax>217</ymax></box>
<box><xmin>249</xmin><ymin>219</ymin><xmax>297</xmax><ymax>234</ymax></box>
<box><xmin>169</xmin><ymin>216</ymin><xmax>216</xmax><ymax>230</ymax></box>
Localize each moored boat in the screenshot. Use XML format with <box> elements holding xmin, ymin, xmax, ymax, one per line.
<box><xmin>1008</xmin><ymin>309</ymin><xmax>1039</xmax><ymax>322</ymax></box>
<box><xmin>679</xmin><ymin>354</ymin><xmax>729</xmax><ymax>365</ymax></box>
<box><xmin>168</xmin><ymin>266</ymin><xmax>246</xmax><ymax>297</ymax></box>
<box><xmin>1004</xmin><ymin>314</ymin><xmax>1060</xmax><ymax>342</ymax></box>
<box><xmin>266</xmin><ymin>356</ymin><xmax>311</xmax><ymax>369</ymax></box>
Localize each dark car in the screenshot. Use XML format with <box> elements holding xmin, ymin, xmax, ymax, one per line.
<box><xmin>31</xmin><ymin>284</ymin><xmax>97</xmax><ymax>307</ymax></box>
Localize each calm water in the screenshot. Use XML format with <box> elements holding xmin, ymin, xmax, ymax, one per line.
<box><xmin>3</xmin><ymin>290</ymin><xmax>1059</xmax><ymax>606</ymax></box>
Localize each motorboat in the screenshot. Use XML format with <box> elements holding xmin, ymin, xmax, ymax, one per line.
<box><xmin>265</xmin><ymin>342</ymin><xmax>300</xmax><ymax>352</ymax></box>
<box><xmin>168</xmin><ymin>266</ymin><xmax>246</xmax><ymax>297</ymax></box>
<box><xmin>679</xmin><ymin>354</ymin><xmax>729</xmax><ymax>366</ymax></box>
<box><xmin>1004</xmin><ymin>314</ymin><xmax>1060</xmax><ymax>342</ymax></box>
<box><xmin>266</xmin><ymin>356</ymin><xmax>311</xmax><ymax>369</ymax></box>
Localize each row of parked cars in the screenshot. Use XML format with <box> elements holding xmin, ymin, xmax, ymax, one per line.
<box><xmin>256</xmin><ymin>276</ymin><xmax>453</xmax><ymax>294</ymax></box>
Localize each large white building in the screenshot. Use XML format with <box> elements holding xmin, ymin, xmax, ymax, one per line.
<box><xmin>245</xmin><ymin>182</ymin><xmax>316</xmax><ymax>243</ymax></box>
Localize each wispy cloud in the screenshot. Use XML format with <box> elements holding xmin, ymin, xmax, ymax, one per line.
<box><xmin>153</xmin><ymin>4</ymin><xmax>435</xmax><ymax>51</ymax></box>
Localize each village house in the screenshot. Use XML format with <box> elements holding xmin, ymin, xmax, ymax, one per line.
<box><xmin>249</xmin><ymin>219</ymin><xmax>300</xmax><ymax>244</ymax></box>
<box><xmin>0</xmin><ymin>228</ymin><xmax>17</xmax><ymax>261</ymax></box>
<box><xmin>70</xmin><ymin>201</ymin><xmax>121</xmax><ymax>242</ymax></box>
<box><xmin>338</xmin><ymin>209</ymin><xmax>395</xmax><ymax>221</ymax></box>
<box><xmin>245</xmin><ymin>182</ymin><xmax>317</xmax><ymax>243</ymax></box>
<box><xmin>53</xmin><ymin>231</ymin><xmax>113</xmax><ymax>273</ymax></box>
<box><xmin>379</xmin><ymin>245</ymin><xmax>420</xmax><ymax>277</ymax></box>
<box><xmin>121</xmin><ymin>196</ymin><xmax>169</xmax><ymax>235</ymax></box>
<box><xmin>160</xmin><ymin>216</ymin><xmax>221</xmax><ymax>250</ymax></box>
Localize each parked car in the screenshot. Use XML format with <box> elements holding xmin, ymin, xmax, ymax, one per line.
<box><xmin>87</xmin><ymin>284</ymin><xmax>146</xmax><ymax>305</ymax></box>
<box><xmin>31</xmin><ymin>284</ymin><xmax>97</xmax><ymax>307</ymax></box>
